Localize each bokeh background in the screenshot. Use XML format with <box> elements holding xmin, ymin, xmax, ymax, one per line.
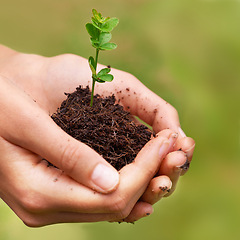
<box><xmin>0</xmin><ymin>0</ymin><xmax>239</xmax><ymax>239</ymax></box>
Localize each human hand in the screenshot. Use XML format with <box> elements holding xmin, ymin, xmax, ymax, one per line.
<box><xmin>0</xmin><ymin>45</ymin><xmax>195</xmax><ymax>224</ymax></box>
<box><xmin>0</xmin><ymin>91</ymin><xmax>176</xmax><ymax>225</ymax></box>
<box><xmin>36</xmin><ymin>52</ymin><xmax>195</xmax><ymax>201</ymax></box>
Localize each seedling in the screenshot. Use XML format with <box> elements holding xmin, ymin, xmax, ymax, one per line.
<box><xmin>86</xmin><ymin>9</ymin><xmax>119</xmax><ymax>106</ymax></box>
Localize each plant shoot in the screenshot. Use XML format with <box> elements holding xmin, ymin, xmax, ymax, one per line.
<box><xmin>86</xmin><ymin>9</ymin><xmax>119</xmax><ymax>106</ymax></box>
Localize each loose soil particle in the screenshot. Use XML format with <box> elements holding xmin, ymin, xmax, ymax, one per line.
<box><xmin>51</xmin><ymin>86</ymin><xmax>153</xmax><ymax>171</ymax></box>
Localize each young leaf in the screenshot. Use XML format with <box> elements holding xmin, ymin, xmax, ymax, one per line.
<box><xmin>97</xmin><ymin>74</ymin><xmax>114</xmax><ymax>82</ymax></box>
<box><xmin>91</xmin><ymin>17</ymin><xmax>99</xmax><ymax>27</ymax></box>
<box><xmin>92</xmin><ymin>9</ymin><xmax>102</xmax><ymax>21</ymax></box>
<box><xmin>91</xmin><ymin>20</ymin><xmax>101</xmax><ymax>31</ymax></box>
<box><xmin>92</xmin><ymin>9</ymin><xmax>98</xmax><ymax>17</ymax></box>
<box><xmin>101</xmin><ymin>18</ymin><xmax>119</xmax><ymax>32</ymax></box>
<box><xmin>93</xmin><ymin>75</ymin><xmax>102</xmax><ymax>82</ymax></box>
<box><xmin>90</xmin><ymin>38</ymin><xmax>100</xmax><ymax>48</ymax></box>
<box><xmin>92</xmin><ymin>18</ymin><xmax>119</xmax><ymax>32</ymax></box>
<box><xmin>102</xmin><ymin>17</ymin><xmax>110</xmax><ymax>23</ymax></box>
<box><xmin>99</xmin><ymin>32</ymin><xmax>112</xmax><ymax>46</ymax></box>
<box><xmin>99</xmin><ymin>42</ymin><xmax>117</xmax><ymax>50</ymax></box>
<box><xmin>86</xmin><ymin>23</ymin><xmax>99</xmax><ymax>39</ymax></box>
<box><xmin>88</xmin><ymin>56</ymin><xmax>96</xmax><ymax>74</ymax></box>
<box><xmin>97</xmin><ymin>67</ymin><xmax>111</xmax><ymax>77</ymax></box>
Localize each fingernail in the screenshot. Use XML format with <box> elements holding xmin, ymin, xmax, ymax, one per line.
<box><xmin>91</xmin><ymin>164</ymin><xmax>119</xmax><ymax>193</ymax></box>
<box><xmin>186</xmin><ymin>143</ymin><xmax>195</xmax><ymax>160</ymax></box>
<box><xmin>159</xmin><ymin>140</ymin><xmax>170</xmax><ymax>157</ymax></box>
<box><xmin>174</xmin><ymin>153</ymin><xmax>188</xmax><ymax>172</ymax></box>
<box><xmin>179</xmin><ymin>159</ymin><xmax>190</xmax><ymax>171</ymax></box>
<box><xmin>178</xmin><ymin>127</ymin><xmax>186</xmax><ymax>138</ymax></box>
<box><xmin>159</xmin><ymin>179</ymin><xmax>172</xmax><ymax>194</ymax></box>
<box><xmin>159</xmin><ymin>186</ymin><xmax>172</xmax><ymax>194</ymax></box>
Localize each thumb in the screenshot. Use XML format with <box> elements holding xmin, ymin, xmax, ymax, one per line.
<box><xmin>0</xmin><ymin>76</ymin><xmax>119</xmax><ymax>194</ymax></box>
<box><xmin>29</xmin><ymin>120</ymin><xmax>120</xmax><ymax>194</ymax></box>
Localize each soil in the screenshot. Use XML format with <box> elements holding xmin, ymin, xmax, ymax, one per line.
<box><xmin>51</xmin><ymin>86</ymin><xmax>153</xmax><ymax>171</ymax></box>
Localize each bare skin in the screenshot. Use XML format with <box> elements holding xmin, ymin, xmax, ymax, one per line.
<box><xmin>0</xmin><ymin>45</ymin><xmax>195</xmax><ymax>226</ymax></box>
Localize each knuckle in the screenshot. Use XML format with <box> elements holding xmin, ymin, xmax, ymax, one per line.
<box><xmin>105</xmin><ymin>196</ymin><xmax>130</xmax><ymax>218</ymax></box>
<box><xmin>157</xmin><ymin>129</ymin><xmax>175</xmax><ymax>138</ymax></box>
<box><xmin>115</xmin><ymin>208</ymin><xmax>131</xmax><ymax>220</ymax></box>
<box><xmin>52</xmin><ymin>54</ymin><xmax>81</xmax><ymax>69</ymax></box>
<box><xmin>142</xmin><ymin>165</ymin><xmax>156</xmax><ymax>179</ymax></box>
<box><xmin>169</xmin><ymin>105</ymin><xmax>179</xmax><ymax>118</ymax></box>
<box><xmin>60</xmin><ymin>143</ymin><xmax>79</xmax><ymax>175</ymax></box>
<box><xmin>19</xmin><ymin>191</ymin><xmax>46</xmax><ymax>214</ymax></box>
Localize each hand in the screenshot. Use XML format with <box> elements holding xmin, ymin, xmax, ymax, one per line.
<box><xmin>0</xmin><ymin>45</ymin><xmax>195</xmax><ymax>225</ymax></box>
<box><xmin>0</xmin><ymin>107</ymin><xmax>176</xmax><ymax>226</ymax></box>
<box><xmin>39</xmin><ymin>51</ymin><xmax>195</xmax><ymax>201</ymax></box>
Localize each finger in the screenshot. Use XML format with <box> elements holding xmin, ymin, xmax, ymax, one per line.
<box><xmin>0</xmin><ymin>136</ymin><xmax>110</xmax><ymax>214</ymax></box>
<box><xmin>33</xmin><ymin>130</ymin><xmax>174</xmax><ymax>213</ymax></box>
<box><xmin>174</xmin><ymin>136</ymin><xmax>195</xmax><ymax>162</ymax></box>
<box><xmin>0</xmin><ymin>133</ymin><xmax>173</xmax><ymax>215</ymax></box>
<box><xmin>0</xmin><ymin>132</ymin><xmax>173</xmax><ymax>226</ymax></box>
<box><xmin>106</xmin><ymin>71</ymin><xmax>196</xmax><ymax>161</ymax></box>
<box><xmin>103</xmin><ymin>69</ymin><xmax>195</xmax><ymax>159</ymax></box>
<box><xmin>103</xmin><ymin>70</ymin><xmax>180</xmax><ymax>133</ymax></box>
<box><xmin>0</xmin><ymin>76</ymin><xmax>119</xmax><ymax>194</ymax></box>
<box><xmin>19</xmin><ymin>202</ymin><xmax>153</xmax><ymax>227</ymax></box>
<box><xmin>114</xmin><ymin>201</ymin><xmax>153</xmax><ymax>224</ymax></box>
<box><xmin>158</xmin><ymin>151</ymin><xmax>187</xmax><ymax>197</ymax></box>
<box><xmin>110</xmin><ymin>129</ymin><xmax>177</xmax><ymax>211</ymax></box>
<box><xmin>173</xmin><ymin>137</ymin><xmax>195</xmax><ymax>176</ymax></box>
<box><xmin>156</xmin><ymin>129</ymin><xmax>179</xmax><ymax>153</ymax></box>
<box><xmin>160</xmin><ymin>131</ymin><xmax>195</xmax><ymax>176</ymax></box>
<box><xmin>141</xmin><ymin>176</ymin><xmax>172</xmax><ymax>205</ymax></box>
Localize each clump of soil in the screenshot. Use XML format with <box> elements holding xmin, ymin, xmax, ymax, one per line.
<box><xmin>51</xmin><ymin>86</ymin><xmax>153</xmax><ymax>170</ymax></box>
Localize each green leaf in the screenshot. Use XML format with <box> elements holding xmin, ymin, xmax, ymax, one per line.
<box><xmin>101</xmin><ymin>18</ymin><xmax>119</xmax><ymax>32</ymax></box>
<box><xmin>93</xmin><ymin>75</ymin><xmax>104</xmax><ymax>83</ymax></box>
<box><xmin>92</xmin><ymin>9</ymin><xmax>106</xmax><ymax>25</ymax></box>
<box><xmin>90</xmin><ymin>33</ymin><xmax>114</xmax><ymax>49</ymax></box>
<box><xmin>91</xmin><ymin>17</ymin><xmax>99</xmax><ymax>26</ymax></box>
<box><xmin>97</xmin><ymin>68</ymin><xmax>111</xmax><ymax>77</ymax></box>
<box><xmin>86</xmin><ymin>23</ymin><xmax>99</xmax><ymax>39</ymax></box>
<box><xmin>92</xmin><ymin>9</ymin><xmax>98</xmax><ymax>17</ymax></box>
<box><xmin>91</xmin><ymin>20</ymin><xmax>101</xmax><ymax>31</ymax></box>
<box><xmin>92</xmin><ymin>18</ymin><xmax>119</xmax><ymax>32</ymax></box>
<box><xmin>99</xmin><ymin>32</ymin><xmax>112</xmax><ymax>46</ymax></box>
<box><xmin>97</xmin><ymin>74</ymin><xmax>114</xmax><ymax>82</ymax></box>
<box><xmin>92</xmin><ymin>9</ymin><xmax>101</xmax><ymax>21</ymax></box>
<box><xmin>99</xmin><ymin>42</ymin><xmax>117</xmax><ymax>50</ymax></box>
<box><xmin>90</xmin><ymin>38</ymin><xmax>100</xmax><ymax>48</ymax></box>
<box><xmin>102</xmin><ymin>17</ymin><xmax>110</xmax><ymax>23</ymax></box>
<box><xmin>88</xmin><ymin>56</ymin><xmax>96</xmax><ymax>74</ymax></box>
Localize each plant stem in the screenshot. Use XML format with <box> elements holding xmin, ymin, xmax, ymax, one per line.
<box><xmin>90</xmin><ymin>78</ymin><xmax>95</xmax><ymax>107</ymax></box>
<box><xmin>95</xmin><ymin>49</ymin><xmax>99</xmax><ymax>69</ymax></box>
<box><xmin>90</xmin><ymin>49</ymin><xmax>99</xmax><ymax>107</ymax></box>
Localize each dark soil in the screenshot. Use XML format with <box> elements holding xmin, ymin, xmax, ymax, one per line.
<box><xmin>51</xmin><ymin>86</ymin><xmax>153</xmax><ymax>171</ymax></box>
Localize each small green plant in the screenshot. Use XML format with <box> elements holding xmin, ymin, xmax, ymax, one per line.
<box><xmin>86</xmin><ymin>9</ymin><xmax>119</xmax><ymax>106</ymax></box>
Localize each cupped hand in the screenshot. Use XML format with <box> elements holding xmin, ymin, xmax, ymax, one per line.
<box><xmin>39</xmin><ymin>52</ymin><xmax>195</xmax><ymax>198</ymax></box>
<box><xmin>0</xmin><ymin>116</ymin><xmax>176</xmax><ymax>226</ymax></box>
<box><xmin>0</xmin><ymin>45</ymin><xmax>195</xmax><ymax>225</ymax></box>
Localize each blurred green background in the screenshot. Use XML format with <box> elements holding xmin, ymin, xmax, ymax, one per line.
<box><xmin>0</xmin><ymin>0</ymin><xmax>239</xmax><ymax>239</ymax></box>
